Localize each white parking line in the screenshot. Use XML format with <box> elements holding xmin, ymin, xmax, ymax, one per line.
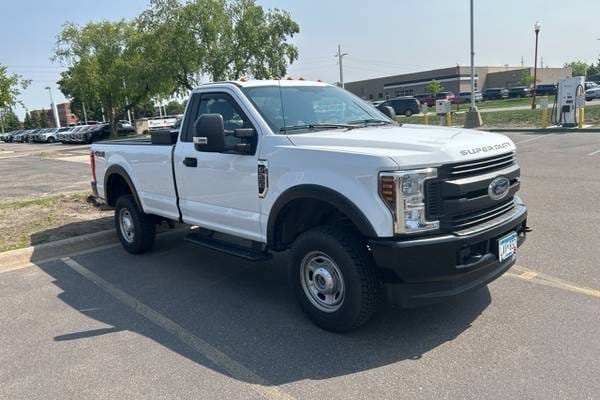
<box><xmin>61</xmin><ymin>257</ymin><xmax>295</xmax><ymax>400</ymax></box>
<box><xmin>587</xmin><ymin>149</ymin><xmax>600</xmax><ymax>156</ymax></box>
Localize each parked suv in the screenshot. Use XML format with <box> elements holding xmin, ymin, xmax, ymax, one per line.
<box><xmin>534</xmin><ymin>84</ymin><xmax>557</xmax><ymax>96</ymax></box>
<box><xmin>377</xmin><ymin>96</ymin><xmax>420</xmax><ymax>117</ymax></box>
<box><xmin>508</xmin><ymin>86</ymin><xmax>531</xmax><ymax>98</ymax></box>
<box><xmin>457</xmin><ymin>91</ymin><xmax>483</xmax><ymax>103</ymax></box>
<box><xmin>483</xmin><ymin>88</ymin><xmax>509</xmax><ymax>100</ymax></box>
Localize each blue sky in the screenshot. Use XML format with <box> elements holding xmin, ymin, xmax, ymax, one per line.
<box><xmin>1</xmin><ymin>0</ymin><xmax>599</xmax><ymax>119</ymax></box>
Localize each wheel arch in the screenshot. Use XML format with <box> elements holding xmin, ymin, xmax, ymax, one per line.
<box><xmin>104</xmin><ymin>165</ymin><xmax>142</xmax><ymax>209</ymax></box>
<box><xmin>267</xmin><ymin>184</ymin><xmax>378</xmax><ymax>251</ymax></box>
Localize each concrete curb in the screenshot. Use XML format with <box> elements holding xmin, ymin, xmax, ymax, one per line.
<box><xmin>0</xmin><ymin>225</ymin><xmax>190</xmax><ymax>273</ymax></box>
<box><xmin>0</xmin><ymin>230</ymin><xmax>118</xmax><ymax>272</ymax></box>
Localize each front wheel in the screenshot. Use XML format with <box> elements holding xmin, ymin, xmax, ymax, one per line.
<box><xmin>115</xmin><ymin>194</ymin><xmax>156</xmax><ymax>254</ymax></box>
<box><xmin>289</xmin><ymin>226</ymin><xmax>380</xmax><ymax>332</ymax></box>
<box><xmin>405</xmin><ymin>109</ymin><xmax>414</xmax><ymax>117</ymax></box>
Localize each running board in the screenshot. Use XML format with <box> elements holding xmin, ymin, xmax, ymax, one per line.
<box><xmin>184</xmin><ymin>232</ymin><xmax>271</xmax><ymax>261</ymax></box>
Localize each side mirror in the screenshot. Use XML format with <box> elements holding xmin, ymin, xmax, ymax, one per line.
<box><xmin>380</xmin><ymin>105</ymin><xmax>396</xmax><ymax>119</ymax></box>
<box><xmin>193</xmin><ymin>114</ymin><xmax>225</xmax><ymax>152</ymax></box>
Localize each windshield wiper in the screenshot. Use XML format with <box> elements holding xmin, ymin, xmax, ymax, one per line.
<box><xmin>279</xmin><ymin>123</ymin><xmax>356</xmax><ymax>133</ymax></box>
<box><xmin>347</xmin><ymin>118</ymin><xmax>394</xmax><ymax>126</ymax></box>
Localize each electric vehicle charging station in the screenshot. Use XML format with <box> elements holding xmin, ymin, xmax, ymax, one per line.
<box><xmin>552</xmin><ymin>76</ymin><xmax>585</xmax><ymax>127</ymax></box>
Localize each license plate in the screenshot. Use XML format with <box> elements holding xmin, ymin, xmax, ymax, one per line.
<box><xmin>498</xmin><ymin>231</ymin><xmax>518</xmax><ymax>262</ymax></box>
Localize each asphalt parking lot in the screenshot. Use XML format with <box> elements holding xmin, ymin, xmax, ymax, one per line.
<box><xmin>1</xmin><ymin>132</ymin><xmax>599</xmax><ymax>399</ymax></box>
<box><xmin>0</xmin><ymin>142</ymin><xmax>91</xmax><ymax>201</ymax></box>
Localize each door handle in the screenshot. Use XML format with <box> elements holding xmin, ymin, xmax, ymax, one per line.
<box><xmin>183</xmin><ymin>157</ymin><xmax>197</xmax><ymax>167</ymax></box>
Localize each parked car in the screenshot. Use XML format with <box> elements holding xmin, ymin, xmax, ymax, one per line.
<box><xmin>414</xmin><ymin>94</ymin><xmax>436</xmax><ymax>107</ymax></box>
<box><xmin>14</xmin><ymin>129</ymin><xmax>36</xmax><ymax>143</ymax></box>
<box><xmin>435</xmin><ymin>91</ymin><xmax>457</xmax><ymax>104</ymax></box>
<box><xmin>508</xmin><ymin>86</ymin><xmax>531</xmax><ymax>98</ymax></box>
<box><xmin>377</xmin><ymin>96</ymin><xmax>420</xmax><ymax>117</ymax></box>
<box><xmin>0</xmin><ymin>130</ymin><xmax>20</xmax><ymax>142</ymax></box>
<box><xmin>457</xmin><ymin>91</ymin><xmax>483</xmax><ymax>103</ymax></box>
<box><xmin>60</xmin><ymin>125</ymin><xmax>85</xmax><ymax>143</ymax></box>
<box><xmin>534</xmin><ymin>84</ymin><xmax>558</xmax><ymax>96</ymax></box>
<box><xmin>57</xmin><ymin>126</ymin><xmax>77</xmax><ymax>143</ymax></box>
<box><xmin>148</xmin><ymin>116</ymin><xmax>179</xmax><ymax>131</ymax></box>
<box><xmin>32</xmin><ymin>128</ymin><xmax>60</xmax><ymax>143</ymax></box>
<box><xmin>91</xmin><ymin>79</ymin><xmax>528</xmax><ymax>333</ymax></box>
<box><xmin>585</xmin><ymin>81</ymin><xmax>599</xmax><ymax>90</ymax></box>
<box><xmin>585</xmin><ymin>87</ymin><xmax>600</xmax><ymax>101</ymax></box>
<box><xmin>483</xmin><ymin>88</ymin><xmax>509</xmax><ymax>100</ymax></box>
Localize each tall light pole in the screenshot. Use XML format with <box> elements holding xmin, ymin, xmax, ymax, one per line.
<box><xmin>464</xmin><ymin>0</ymin><xmax>482</xmax><ymax>128</ymax></box>
<box><xmin>334</xmin><ymin>44</ymin><xmax>349</xmax><ymax>88</ymax></box>
<box><xmin>531</xmin><ymin>21</ymin><xmax>541</xmax><ymax>110</ymax></box>
<box><xmin>45</xmin><ymin>86</ymin><xmax>61</xmax><ymax>128</ymax></box>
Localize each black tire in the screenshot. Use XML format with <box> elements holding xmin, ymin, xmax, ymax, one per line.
<box><xmin>289</xmin><ymin>225</ymin><xmax>380</xmax><ymax>332</ymax></box>
<box><xmin>47</xmin><ymin>137</ymin><xmax>55</xmax><ymax>143</ymax></box>
<box><xmin>405</xmin><ymin>109</ymin><xmax>414</xmax><ymax>117</ymax></box>
<box><xmin>114</xmin><ymin>194</ymin><xmax>156</xmax><ymax>254</ymax></box>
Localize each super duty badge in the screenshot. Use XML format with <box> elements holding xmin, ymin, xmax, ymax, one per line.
<box><xmin>460</xmin><ymin>142</ymin><xmax>512</xmax><ymax>156</ymax></box>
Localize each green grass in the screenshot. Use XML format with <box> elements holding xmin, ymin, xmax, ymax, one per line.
<box><xmin>398</xmin><ymin>104</ymin><xmax>600</xmax><ymax>129</ymax></box>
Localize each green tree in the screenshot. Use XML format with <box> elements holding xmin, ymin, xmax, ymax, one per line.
<box><xmin>39</xmin><ymin>111</ymin><xmax>50</xmax><ymax>128</ymax></box>
<box><xmin>520</xmin><ymin>70</ymin><xmax>534</xmax><ymax>86</ymax></box>
<box><xmin>2</xmin><ymin>109</ymin><xmax>21</xmax><ymax>131</ymax></box>
<box><xmin>138</xmin><ymin>0</ymin><xmax>300</xmax><ymax>92</ymax></box>
<box><xmin>0</xmin><ymin>64</ymin><xmax>30</xmax><ymax>133</ymax></box>
<box><xmin>165</xmin><ymin>100</ymin><xmax>185</xmax><ymax>115</ymax></box>
<box><xmin>55</xmin><ymin>21</ymin><xmax>154</xmax><ymax>136</ymax></box>
<box><xmin>23</xmin><ymin>112</ymin><xmax>34</xmax><ymax>129</ymax></box>
<box><xmin>564</xmin><ymin>61</ymin><xmax>589</xmax><ymax>77</ymax></box>
<box><xmin>426</xmin><ymin>80</ymin><xmax>443</xmax><ymax>97</ymax></box>
<box><xmin>30</xmin><ymin>112</ymin><xmax>41</xmax><ymax>128</ymax></box>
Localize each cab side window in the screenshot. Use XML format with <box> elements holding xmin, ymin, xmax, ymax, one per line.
<box><xmin>183</xmin><ymin>92</ymin><xmax>256</xmax><ymax>153</ymax></box>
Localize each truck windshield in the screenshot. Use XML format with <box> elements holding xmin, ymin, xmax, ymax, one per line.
<box><xmin>242</xmin><ymin>84</ymin><xmax>392</xmax><ymax>134</ymax></box>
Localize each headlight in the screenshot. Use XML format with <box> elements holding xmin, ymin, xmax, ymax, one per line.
<box><xmin>379</xmin><ymin>168</ymin><xmax>439</xmax><ymax>234</ymax></box>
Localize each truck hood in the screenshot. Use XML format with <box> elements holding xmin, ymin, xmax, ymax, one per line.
<box><xmin>286</xmin><ymin>124</ymin><xmax>516</xmax><ymax>168</ymax></box>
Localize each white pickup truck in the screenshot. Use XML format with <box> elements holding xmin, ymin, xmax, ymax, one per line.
<box><xmin>90</xmin><ymin>80</ymin><xmax>528</xmax><ymax>332</ymax></box>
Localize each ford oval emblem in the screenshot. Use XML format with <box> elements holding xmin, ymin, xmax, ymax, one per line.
<box><xmin>488</xmin><ymin>176</ymin><xmax>510</xmax><ymax>201</ymax></box>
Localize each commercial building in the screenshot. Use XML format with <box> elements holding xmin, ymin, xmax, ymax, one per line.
<box><xmin>345</xmin><ymin>66</ymin><xmax>572</xmax><ymax>101</ymax></box>
<box><xmin>29</xmin><ymin>109</ymin><xmax>55</xmax><ymax>127</ymax></box>
<box><xmin>57</xmin><ymin>102</ymin><xmax>79</xmax><ymax>127</ymax></box>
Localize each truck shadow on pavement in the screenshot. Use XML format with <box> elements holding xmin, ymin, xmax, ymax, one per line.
<box><xmin>35</xmin><ymin>231</ymin><xmax>492</xmax><ymax>386</ymax></box>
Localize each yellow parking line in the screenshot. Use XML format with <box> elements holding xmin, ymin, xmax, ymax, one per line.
<box><xmin>506</xmin><ymin>265</ymin><xmax>600</xmax><ymax>299</ymax></box>
<box><xmin>61</xmin><ymin>257</ymin><xmax>296</xmax><ymax>400</ymax></box>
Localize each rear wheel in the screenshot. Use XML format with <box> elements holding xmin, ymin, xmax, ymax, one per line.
<box><xmin>405</xmin><ymin>109</ymin><xmax>414</xmax><ymax>117</ymax></box>
<box><xmin>289</xmin><ymin>226</ymin><xmax>380</xmax><ymax>332</ymax></box>
<box><xmin>115</xmin><ymin>194</ymin><xmax>156</xmax><ymax>254</ymax></box>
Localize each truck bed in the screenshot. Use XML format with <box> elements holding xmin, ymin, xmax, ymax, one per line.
<box><xmin>93</xmin><ymin>140</ymin><xmax>180</xmax><ymax>221</ymax></box>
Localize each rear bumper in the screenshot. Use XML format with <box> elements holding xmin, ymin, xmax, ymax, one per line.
<box><xmin>368</xmin><ymin>202</ymin><xmax>528</xmax><ymax>307</ymax></box>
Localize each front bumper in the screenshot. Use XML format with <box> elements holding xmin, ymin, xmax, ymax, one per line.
<box><xmin>368</xmin><ymin>202</ymin><xmax>528</xmax><ymax>307</ymax></box>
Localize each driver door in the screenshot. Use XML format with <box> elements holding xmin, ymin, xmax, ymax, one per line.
<box><xmin>174</xmin><ymin>91</ymin><xmax>262</xmax><ymax>242</ymax></box>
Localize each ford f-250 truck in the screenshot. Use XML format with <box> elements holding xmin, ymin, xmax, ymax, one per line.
<box><xmin>90</xmin><ymin>79</ymin><xmax>528</xmax><ymax>332</ymax></box>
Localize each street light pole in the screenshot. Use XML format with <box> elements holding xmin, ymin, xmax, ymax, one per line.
<box><xmin>531</xmin><ymin>22</ymin><xmax>541</xmax><ymax>110</ymax></box>
<box><xmin>334</xmin><ymin>44</ymin><xmax>349</xmax><ymax>88</ymax></box>
<box><xmin>45</xmin><ymin>86</ymin><xmax>61</xmax><ymax>128</ymax></box>
<box><xmin>464</xmin><ymin>0</ymin><xmax>482</xmax><ymax>128</ymax></box>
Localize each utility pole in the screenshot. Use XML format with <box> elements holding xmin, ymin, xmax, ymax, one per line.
<box><xmin>464</xmin><ymin>0</ymin><xmax>482</xmax><ymax>128</ymax></box>
<box><xmin>334</xmin><ymin>44</ymin><xmax>349</xmax><ymax>88</ymax></box>
<box><xmin>541</xmin><ymin>56</ymin><xmax>544</xmax><ymax>69</ymax></box>
<box><xmin>521</xmin><ymin>56</ymin><xmax>524</xmax><ymax>67</ymax></box>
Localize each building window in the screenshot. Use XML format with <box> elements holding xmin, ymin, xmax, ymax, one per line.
<box><xmin>369</xmin><ymin>94</ymin><xmax>374</xmax><ymax>100</ymax></box>
<box><xmin>378</xmin><ymin>93</ymin><xmax>383</xmax><ymax>99</ymax></box>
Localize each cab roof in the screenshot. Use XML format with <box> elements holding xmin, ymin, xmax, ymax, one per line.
<box><xmin>195</xmin><ymin>79</ymin><xmax>331</xmax><ymax>90</ymax></box>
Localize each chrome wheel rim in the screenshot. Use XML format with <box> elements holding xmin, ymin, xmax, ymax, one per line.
<box><xmin>119</xmin><ymin>209</ymin><xmax>135</xmax><ymax>243</ymax></box>
<box><xmin>300</xmin><ymin>251</ymin><xmax>345</xmax><ymax>312</ymax></box>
